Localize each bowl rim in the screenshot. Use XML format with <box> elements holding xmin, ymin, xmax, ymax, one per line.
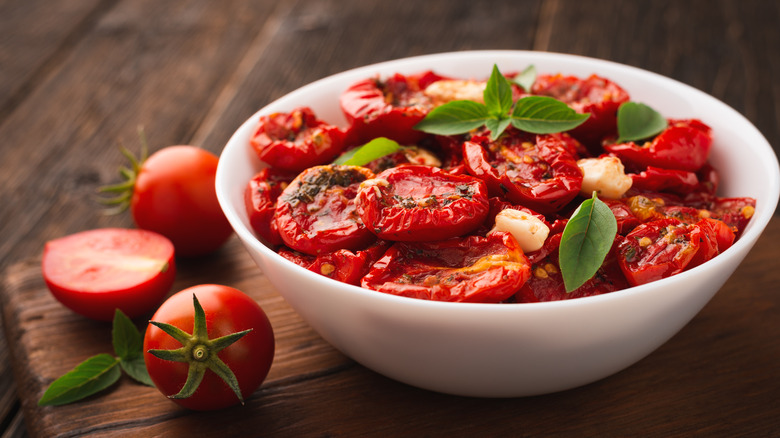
<box><xmin>216</xmin><ymin>49</ymin><xmax>780</xmax><ymax>312</ymax></box>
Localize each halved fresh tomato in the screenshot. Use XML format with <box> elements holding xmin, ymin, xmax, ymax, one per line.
<box><xmin>41</xmin><ymin>228</ymin><xmax>176</xmax><ymax>321</ymax></box>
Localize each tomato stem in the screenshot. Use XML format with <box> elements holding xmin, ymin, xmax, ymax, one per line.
<box><xmin>147</xmin><ymin>294</ymin><xmax>253</xmax><ymax>404</ymax></box>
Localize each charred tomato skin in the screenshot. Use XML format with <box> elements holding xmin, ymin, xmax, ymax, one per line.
<box><xmin>275</xmin><ymin>165</ymin><xmax>376</xmax><ymax>255</ymax></box>
<box><xmin>339</xmin><ymin>71</ymin><xmax>446</xmax><ymax>145</ymax></box>
<box><xmin>604</xmin><ymin>119</ymin><xmax>713</xmax><ymax>172</ymax></box>
<box><xmin>361</xmin><ymin>231</ymin><xmax>532</xmax><ymax>303</ymax></box>
<box><xmin>244</xmin><ymin>168</ymin><xmax>297</xmax><ymax>246</ymax></box>
<box><xmin>356</xmin><ymin>165</ymin><xmax>490</xmax><ymax>241</ymax></box>
<box><xmin>250</xmin><ymin>107</ymin><xmax>346</xmax><ymax>173</ymax></box>
<box><xmin>462</xmin><ymin>131</ymin><xmax>583</xmax><ymax>215</ymax></box>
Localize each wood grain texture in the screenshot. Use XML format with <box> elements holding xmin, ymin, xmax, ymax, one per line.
<box><xmin>1</xmin><ymin>0</ymin><xmax>779</xmax><ymax>436</ymax></box>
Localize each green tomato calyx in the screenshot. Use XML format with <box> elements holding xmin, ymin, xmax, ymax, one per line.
<box><xmin>147</xmin><ymin>294</ymin><xmax>252</xmax><ymax>403</ymax></box>
<box><xmin>97</xmin><ymin>127</ymin><xmax>150</xmax><ymax>215</ymax></box>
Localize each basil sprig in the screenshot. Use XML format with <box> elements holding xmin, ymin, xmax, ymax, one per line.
<box><xmin>415</xmin><ymin>64</ymin><xmax>590</xmax><ymax>140</ymax></box>
<box><xmin>333</xmin><ymin>137</ymin><xmax>402</xmax><ymax>166</ymax></box>
<box><xmin>559</xmin><ymin>192</ymin><xmax>618</xmax><ymax>292</ymax></box>
<box><xmin>38</xmin><ymin>310</ymin><xmax>153</xmax><ymax>406</ymax></box>
<box><xmin>616</xmin><ymin>101</ymin><xmax>668</xmax><ymax>143</ymax></box>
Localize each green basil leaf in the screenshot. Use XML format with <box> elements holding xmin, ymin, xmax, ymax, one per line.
<box><xmin>511</xmin><ymin>64</ymin><xmax>537</xmax><ymax>92</ymax></box>
<box><xmin>112</xmin><ymin>309</ymin><xmax>143</xmax><ymax>361</ymax></box>
<box><xmin>484</xmin><ymin>117</ymin><xmax>512</xmax><ymax>140</ymax></box>
<box><xmin>510</xmin><ymin>96</ymin><xmax>590</xmax><ymax>134</ymax></box>
<box><xmin>559</xmin><ymin>192</ymin><xmax>618</xmax><ymax>292</ymax></box>
<box><xmin>120</xmin><ymin>356</ymin><xmax>154</xmax><ymax>387</ymax></box>
<box><xmin>414</xmin><ymin>100</ymin><xmax>490</xmax><ymax>136</ymax></box>
<box><xmin>484</xmin><ymin>64</ymin><xmax>514</xmax><ymax>117</ymax></box>
<box><xmin>333</xmin><ymin>137</ymin><xmax>402</xmax><ymax>166</ymax></box>
<box><xmin>616</xmin><ymin>101</ymin><xmax>668</xmax><ymax>143</ymax></box>
<box><xmin>38</xmin><ymin>354</ymin><xmax>121</xmax><ymax>406</ymax></box>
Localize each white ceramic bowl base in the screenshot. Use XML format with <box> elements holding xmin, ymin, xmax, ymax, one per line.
<box><xmin>217</xmin><ymin>51</ymin><xmax>780</xmax><ymax>397</ymax></box>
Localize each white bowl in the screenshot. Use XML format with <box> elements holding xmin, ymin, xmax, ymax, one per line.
<box><xmin>216</xmin><ymin>50</ymin><xmax>780</xmax><ymax>397</ymax></box>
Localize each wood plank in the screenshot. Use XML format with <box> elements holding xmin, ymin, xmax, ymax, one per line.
<box><xmin>538</xmin><ymin>0</ymin><xmax>780</xmax><ymax>166</ymax></box>
<box><xmin>194</xmin><ymin>0</ymin><xmax>545</xmax><ymax>161</ymax></box>
<box><xmin>0</xmin><ymin>0</ymin><xmax>112</xmax><ymax>121</ymax></box>
<box><xmin>0</xmin><ymin>0</ymin><xmax>282</xmax><ymax>272</ymax></box>
<box><xmin>0</xmin><ymin>330</ymin><xmax>18</xmax><ymax>437</ymax></box>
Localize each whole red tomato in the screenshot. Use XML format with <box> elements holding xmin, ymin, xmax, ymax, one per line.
<box><xmin>131</xmin><ymin>146</ymin><xmax>233</xmax><ymax>257</ymax></box>
<box><xmin>41</xmin><ymin>228</ymin><xmax>176</xmax><ymax>321</ymax></box>
<box><xmin>143</xmin><ymin>285</ymin><xmax>275</xmax><ymax>411</ymax></box>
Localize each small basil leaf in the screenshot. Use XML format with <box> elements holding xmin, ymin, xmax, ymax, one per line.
<box><xmin>484</xmin><ymin>64</ymin><xmax>514</xmax><ymax>117</ymax></box>
<box><xmin>510</xmin><ymin>96</ymin><xmax>590</xmax><ymax>134</ymax></box>
<box><xmin>38</xmin><ymin>354</ymin><xmax>121</xmax><ymax>406</ymax></box>
<box><xmin>112</xmin><ymin>309</ymin><xmax>143</xmax><ymax>361</ymax></box>
<box><xmin>484</xmin><ymin>117</ymin><xmax>512</xmax><ymax>140</ymax></box>
<box><xmin>333</xmin><ymin>137</ymin><xmax>401</xmax><ymax>166</ymax></box>
<box><xmin>559</xmin><ymin>192</ymin><xmax>618</xmax><ymax>292</ymax></box>
<box><xmin>616</xmin><ymin>102</ymin><xmax>668</xmax><ymax>143</ymax></box>
<box><xmin>120</xmin><ymin>356</ymin><xmax>154</xmax><ymax>387</ymax></box>
<box><xmin>414</xmin><ymin>100</ymin><xmax>490</xmax><ymax>136</ymax></box>
<box><xmin>511</xmin><ymin>65</ymin><xmax>537</xmax><ymax>92</ymax></box>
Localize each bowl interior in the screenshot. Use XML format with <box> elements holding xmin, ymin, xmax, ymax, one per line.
<box><xmin>218</xmin><ymin>50</ymin><xmax>779</xmax><ymax>276</ymax></box>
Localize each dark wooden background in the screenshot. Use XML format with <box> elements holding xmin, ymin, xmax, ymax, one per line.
<box><xmin>1</xmin><ymin>0</ymin><xmax>778</xmax><ymax>436</ymax></box>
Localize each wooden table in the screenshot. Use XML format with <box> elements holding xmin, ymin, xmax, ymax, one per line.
<box><xmin>2</xmin><ymin>1</ymin><xmax>778</xmax><ymax>436</ymax></box>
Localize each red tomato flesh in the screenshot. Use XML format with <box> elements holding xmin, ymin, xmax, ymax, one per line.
<box><xmin>41</xmin><ymin>228</ymin><xmax>175</xmax><ymax>321</ymax></box>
